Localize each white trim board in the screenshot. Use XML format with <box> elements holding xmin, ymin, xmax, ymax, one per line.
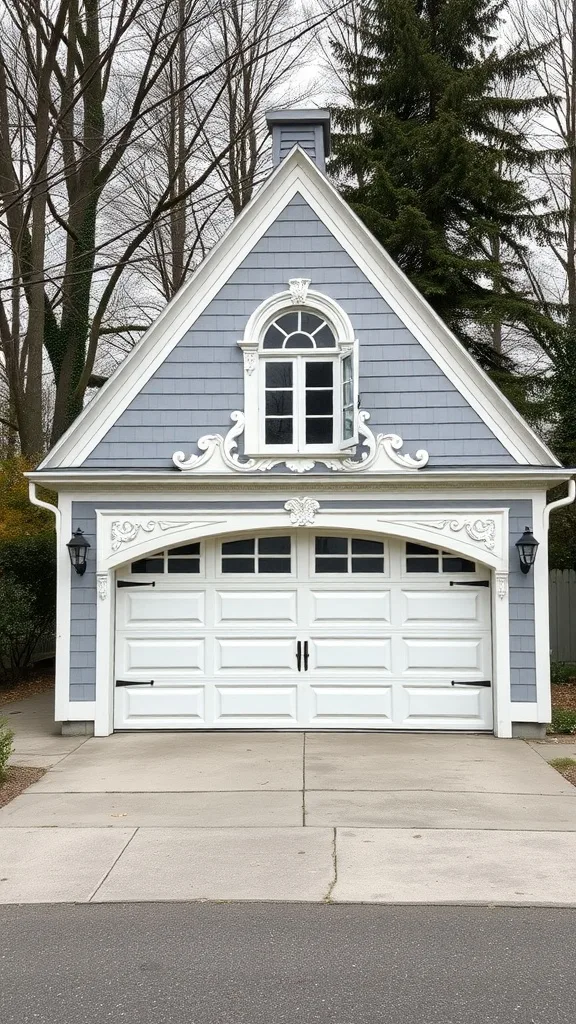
<box><xmin>38</xmin><ymin>147</ymin><xmax>559</xmax><ymax>470</ymax></box>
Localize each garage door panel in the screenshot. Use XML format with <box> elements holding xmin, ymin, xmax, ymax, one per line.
<box><xmin>402</xmin><ymin>683</ymin><xmax>489</xmax><ymax>724</ymax></box>
<box><xmin>117</xmin><ymin>590</ymin><xmax>205</xmax><ymax>629</ymax></box>
<box><xmin>216</xmin><ymin>590</ymin><xmax>297</xmax><ymax>624</ymax></box>
<box><xmin>310</xmin><ymin>637</ymin><xmax>392</xmax><ymax>673</ymax></box>
<box><xmin>214</xmin><ymin>685</ymin><xmax>298</xmax><ymax>721</ymax></box>
<box><xmin>402</xmin><ymin>589</ymin><xmax>486</xmax><ymax>625</ymax></box>
<box><xmin>114</xmin><ymin>535</ymin><xmax>494</xmax><ymax>731</ymax></box>
<box><xmin>119</xmin><ymin>637</ymin><xmax>205</xmax><ymax>675</ymax></box>
<box><xmin>310</xmin><ymin>685</ymin><xmax>393</xmax><ymax>721</ymax></box>
<box><xmin>310</xmin><ymin>591</ymin><xmax>390</xmax><ymax>624</ymax></box>
<box><xmin>116</xmin><ymin>686</ymin><xmax>205</xmax><ymax>727</ymax></box>
<box><xmin>215</xmin><ymin>637</ymin><xmax>297</xmax><ymax>673</ymax></box>
<box><xmin>401</xmin><ymin>637</ymin><xmax>487</xmax><ymax>674</ymax></box>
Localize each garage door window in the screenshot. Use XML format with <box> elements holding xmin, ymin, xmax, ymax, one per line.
<box><xmin>315</xmin><ymin>536</ymin><xmax>385</xmax><ymax>573</ymax></box>
<box><xmin>405</xmin><ymin>542</ymin><xmax>476</xmax><ymax>573</ymax></box>
<box><xmin>131</xmin><ymin>543</ymin><xmax>201</xmax><ymax>574</ymax></box>
<box><xmin>221</xmin><ymin>536</ymin><xmax>292</xmax><ymax>574</ymax></box>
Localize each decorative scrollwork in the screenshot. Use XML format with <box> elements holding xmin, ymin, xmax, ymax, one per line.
<box><xmin>172</xmin><ymin>410</ymin><xmax>429</xmax><ymax>475</ymax></box>
<box><xmin>110</xmin><ymin>518</ymin><xmax>191</xmax><ymax>552</ymax></box>
<box><xmin>418</xmin><ymin>517</ymin><xmax>497</xmax><ymax>551</ymax></box>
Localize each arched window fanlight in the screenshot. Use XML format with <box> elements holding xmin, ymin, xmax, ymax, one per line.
<box><xmin>263</xmin><ymin>311</ymin><xmax>336</xmax><ymax>350</ymax></box>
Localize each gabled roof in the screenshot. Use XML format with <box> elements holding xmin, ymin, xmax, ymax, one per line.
<box><xmin>38</xmin><ymin>147</ymin><xmax>559</xmax><ymax>470</ymax></box>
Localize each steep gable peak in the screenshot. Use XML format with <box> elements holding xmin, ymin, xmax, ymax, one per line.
<box><xmin>38</xmin><ymin>146</ymin><xmax>558</xmax><ymax>470</ymax></box>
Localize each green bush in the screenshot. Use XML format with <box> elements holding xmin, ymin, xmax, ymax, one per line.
<box><xmin>548</xmin><ymin>709</ymin><xmax>576</xmax><ymax>735</ymax></box>
<box><xmin>0</xmin><ymin>717</ymin><xmax>14</xmax><ymax>782</ymax></box>
<box><xmin>0</xmin><ymin>533</ymin><xmax>56</xmax><ymax>684</ymax></box>
<box><xmin>551</xmin><ymin>662</ymin><xmax>576</xmax><ymax>685</ymax></box>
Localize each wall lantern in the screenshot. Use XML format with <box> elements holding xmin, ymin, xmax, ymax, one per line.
<box><xmin>515</xmin><ymin>526</ymin><xmax>539</xmax><ymax>575</ymax></box>
<box><xmin>67</xmin><ymin>528</ymin><xmax>90</xmax><ymax>576</ymax></box>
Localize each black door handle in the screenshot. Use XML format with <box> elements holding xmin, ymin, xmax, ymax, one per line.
<box><xmin>296</xmin><ymin>640</ymin><xmax>302</xmax><ymax>672</ymax></box>
<box><xmin>451</xmin><ymin>680</ymin><xmax>491</xmax><ymax>687</ymax></box>
<box><xmin>304</xmin><ymin>640</ymin><xmax>309</xmax><ymax>671</ymax></box>
<box><xmin>116</xmin><ymin>680</ymin><xmax>154</xmax><ymax>687</ymax></box>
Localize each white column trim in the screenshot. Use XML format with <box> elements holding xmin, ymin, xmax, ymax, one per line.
<box><xmin>54</xmin><ymin>495</ymin><xmax>72</xmax><ymax>722</ymax></box>
<box><xmin>532</xmin><ymin>490</ymin><xmax>551</xmax><ymax>725</ymax></box>
<box><xmin>94</xmin><ymin>568</ymin><xmax>115</xmax><ymax>736</ymax></box>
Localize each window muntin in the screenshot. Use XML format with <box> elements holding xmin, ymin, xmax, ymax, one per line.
<box><xmin>405</xmin><ymin>542</ymin><xmax>476</xmax><ymax>574</ymax></box>
<box><xmin>314</xmin><ymin>536</ymin><xmax>385</xmax><ymax>574</ymax></box>
<box><xmin>221</xmin><ymin>536</ymin><xmax>292</xmax><ymax>574</ymax></box>
<box><xmin>263</xmin><ymin>311</ymin><xmax>336</xmax><ymax>350</ymax></box>
<box><xmin>131</xmin><ymin>543</ymin><xmax>201</xmax><ymax>574</ymax></box>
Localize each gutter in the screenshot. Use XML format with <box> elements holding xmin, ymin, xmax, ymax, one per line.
<box><xmin>28</xmin><ymin>481</ymin><xmax>61</xmax><ymax>542</ymax></box>
<box><xmin>543</xmin><ymin>478</ymin><xmax>576</xmax><ymax>529</ymax></box>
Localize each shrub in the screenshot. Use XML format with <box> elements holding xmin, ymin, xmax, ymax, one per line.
<box><xmin>548</xmin><ymin>709</ymin><xmax>576</xmax><ymax>735</ymax></box>
<box><xmin>0</xmin><ymin>534</ymin><xmax>56</xmax><ymax>684</ymax></box>
<box><xmin>551</xmin><ymin>662</ymin><xmax>576</xmax><ymax>685</ymax></box>
<box><xmin>0</xmin><ymin>717</ymin><xmax>14</xmax><ymax>782</ymax></box>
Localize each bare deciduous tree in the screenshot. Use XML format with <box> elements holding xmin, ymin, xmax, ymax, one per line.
<box><xmin>0</xmin><ymin>0</ymin><xmax>335</xmax><ymax>454</ymax></box>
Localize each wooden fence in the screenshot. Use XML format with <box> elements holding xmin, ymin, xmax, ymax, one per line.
<box><xmin>549</xmin><ymin>569</ymin><xmax>576</xmax><ymax>662</ymax></box>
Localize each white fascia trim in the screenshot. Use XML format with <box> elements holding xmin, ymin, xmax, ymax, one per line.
<box><xmin>38</xmin><ymin>147</ymin><xmax>559</xmax><ymax>470</ymax></box>
<box><xmin>27</xmin><ymin>469</ymin><xmax>573</xmax><ymax>490</ymax></box>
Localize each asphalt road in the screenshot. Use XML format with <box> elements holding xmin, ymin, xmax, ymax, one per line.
<box><xmin>2</xmin><ymin>903</ymin><xmax>575</xmax><ymax>1023</ymax></box>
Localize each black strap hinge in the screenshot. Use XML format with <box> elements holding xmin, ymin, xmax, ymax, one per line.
<box><xmin>117</xmin><ymin>580</ymin><xmax>156</xmax><ymax>588</ymax></box>
<box><xmin>449</xmin><ymin>580</ymin><xmax>489</xmax><ymax>587</ymax></box>
<box><xmin>116</xmin><ymin>680</ymin><xmax>154</xmax><ymax>687</ymax></box>
<box><xmin>451</xmin><ymin>680</ymin><xmax>491</xmax><ymax>687</ymax></box>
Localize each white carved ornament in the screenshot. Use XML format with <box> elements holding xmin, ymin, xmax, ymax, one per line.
<box><xmin>288</xmin><ymin>278</ymin><xmax>311</xmax><ymax>304</ymax></box>
<box><xmin>495</xmin><ymin>572</ymin><xmax>508</xmax><ymax>599</ymax></box>
<box><xmin>415</xmin><ymin>517</ymin><xmax>497</xmax><ymax>551</ymax></box>
<box><xmin>284</xmin><ymin>497</ymin><xmax>320</xmax><ymax>526</ymax></box>
<box><xmin>243</xmin><ymin>351</ymin><xmax>257</xmax><ymax>375</ymax></box>
<box><xmin>96</xmin><ymin>574</ymin><xmax>108</xmax><ymax>601</ymax></box>
<box><xmin>172</xmin><ymin>410</ymin><xmax>429</xmax><ymax>475</ymax></box>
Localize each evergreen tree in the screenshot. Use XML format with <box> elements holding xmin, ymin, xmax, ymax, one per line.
<box><xmin>330</xmin><ymin>0</ymin><xmax>555</xmax><ymax>387</ymax></box>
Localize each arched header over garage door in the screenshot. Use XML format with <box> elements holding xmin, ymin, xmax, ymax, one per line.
<box><xmin>96</xmin><ymin>504</ymin><xmax>509</xmax><ymax>575</ymax></box>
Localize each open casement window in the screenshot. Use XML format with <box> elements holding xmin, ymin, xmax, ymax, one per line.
<box><xmin>243</xmin><ymin>308</ymin><xmax>358</xmax><ymax>456</ymax></box>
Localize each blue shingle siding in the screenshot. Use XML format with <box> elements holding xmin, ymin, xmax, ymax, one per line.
<box><xmin>84</xmin><ymin>194</ymin><xmax>515</xmax><ymax>469</ymax></box>
<box><xmin>68</xmin><ymin>498</ymin><xmax>535</xmax><ymax>708</ymax></box>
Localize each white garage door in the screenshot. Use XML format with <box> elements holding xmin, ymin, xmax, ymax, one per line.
<box><xmin>114</xmin><ymin>532</ymin><xmax>493</xmax><ymax>731</ymax></box>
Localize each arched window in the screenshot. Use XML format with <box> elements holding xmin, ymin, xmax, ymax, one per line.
<box><xmin>262</xmin><ymin>312</ymin><xmax>337</xmax><ymax>350</ymax></box>
<box><xmin>239</xmin><ymin>289</ymin><xmax>358</xmax><ymax>458</ymax></box>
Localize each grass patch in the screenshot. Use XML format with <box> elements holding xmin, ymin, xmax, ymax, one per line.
<box><xmin>548</xmin><ymin>709</ymin><xmax>576</xmax><ymax>735</ymax></box>
<box><xmin>548</xmin><ymin>757</ymin><xmax>576</xmax><ymax>771</ymax></box>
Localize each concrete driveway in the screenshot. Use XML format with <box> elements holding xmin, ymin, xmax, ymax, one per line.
<box><xmin>1</xmin><ymin>691</ymin><xmax>576</xmax><ymax>904</ymax></box>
